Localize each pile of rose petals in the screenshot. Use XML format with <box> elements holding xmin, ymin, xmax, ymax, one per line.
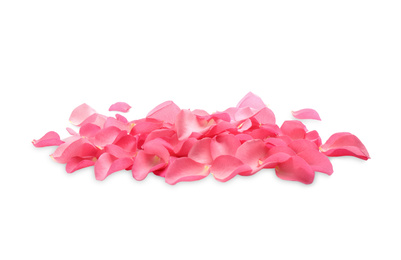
<box><xmin>32</xmin><ymin>93</ymin><xmax>370</xmax><ymax>184</ymax></box>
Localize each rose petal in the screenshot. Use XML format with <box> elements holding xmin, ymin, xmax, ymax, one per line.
<box><xmin>93</xmin><ymin>126</ymin><xmax>122</xmax><ymax>148</ymax></box>
<box><xmin>288</xmin><ymin>139</ymin><xmax>318</xmax><ymax>154</ymax></box>
<box><xmin>320</xmin><ymin>132</ymin><xmax>370</xmax><ymax>160</ymax></box>
<box><xmin>95</xmin><ymin>153</ymin><xmax>133</xmax><ymax>180</ymax></box>
<box><xmin>147</xmin><ymin>100</ymin><xmax>181</xmax><ymax>124</ymax></box>
<box><xmin>69</xmin><ymin>103</ymin><xmax>96</xmax><ymax>126</ymax></box>
<box><xmin>237</xmin><ymin>92</ymin><xmax>266</xmax><ymax>110</ymax></box>
<box><xmin>165</xmin><ymin>157</ymin><xmax>210</xmax><ymax>185</ymax></box>
<box><xmin>79</xmin><ymin>123</ymin><xmax>101</xmax><ymax>138</ymax></box>
<box><xmin>210</xmin><ymin>134</ymin><xmax>241</xmax><ymax>160</ymax></box>
<box><xmin>210</xmin><ymin>155</ymin><xmax>252</xmax><ymax>182</ymax></box>
<box><xmin>275</xmin><ymin>156</ymin><xmax>315</xmax><ymax>184</ymax></box>
<box><xmin>175</xmin><ymin>109</ymin><xmax>210</xmax><ymax>140</ymax></box>
<box><xmin>235</xmin><ymin>139</ymin><xmax>269</xmax><ymax>171</ymax></box>
<box><xmin>131</xmin><ymin>150</ymin><xmax>167</xmax><ymax>181</ymax></box>
<box><xmin>188</xmin><ymin>138</ymin><xmax>213</xmax><ymax>164</ymax></box>
<box><xmin>297</xmin><ymin>149</ymin><xmax>333</xmax><ymax>175</ymax></box>
<box><xmin>305</xmin><ymin>130</ymin><xmax>322</xmax><ymax>147</ymax></box>
<box><xmin>109</xmin><ymin>102</ymin><xmax>131</xmax><ymax>113</ymax></box>
<box><xmin>32</xmin><ymin>131</ymin><xmax>64</xmax><ymax>147</ymax></box>
<box><xmin>66</xmin><ymin>157</ymin><xmax>96</xmax><ymax>173</ymax></box>
<box><xmin>292</xmin><ymin>108</ymin><xmax>321</xmax><ymax>120</ymax></box>
<box><xmin>280</xmin><ymin>120</ymin><xmax>308</xmax><ymax>140</ymax></box>
<box><xmin>252</xmin><ymin>107</ymin><xmax>276</xmax><ymax>125</ymax></box>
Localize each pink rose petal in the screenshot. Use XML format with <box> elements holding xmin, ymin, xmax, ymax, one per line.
<box><xmin>188</xmin><ymin>138</ymin><xmax>213</xmax><ymax>165</ymax></box>
<box><xmin>210</xmin><ymin>155</ymin><xmax>252</xmax><ymax>182</ymax></box>
<box><xmin>235</xmin><ymin>139</ymin><xmax>269</xmax><ymax>171</ymax></box>
<box><xmin>165</xmin><ymin>157</ymin><xmax>210</xmax><ymax>185</ymax></box>
<box><xmin>66</xmin><ymin>157</ymin><xmax>96</xmax><ymax>173</ymax></box>
<box><xmin>32</xmin><ymin>131</ymin><xmax>64</xmax><ymax>147</ymax></box>
<box><xmin>237</xmin><ymin>92</ymin><xmax>266</xmax><ymax>110</ymax></box>
<box><xmin>210</xmin><ymin>134</ymin><xmax>241</xmax><ymax>160</ymax></box>
<box><xmin>297</xmin><ymin>149</ymin><xmax>333</xmax><ymax>175</ymax></box>
<box><xmin>147</xmin><ymin>101</ymin><xmax>181</xmax><ymax>124</ymax></box>
<box><xmin>320</xmin><ymin>132</ymin><xmax>370</xmax><ymax>160</ymax></box>
<box><xmin>69</xmin><ymin>103</ymin><xmax>96</xmax><ymax>126</ymax></box>
<box><xmin>280</xmin><ymin>120</ymin><xmax>308</xmax><ymax>140</ymax></box>
<box><xmin>275</xmin><ymin>156</ymin><xmax>315</xmax><ymax>184</ymax></box>
<box><xmin>95</xmin><ymin>153</ymin><xmax>133</xmax><ymax>180</ymax></box>
<box><xmin>131</xmin><ymin>150</ymin><xmax>167</xmax><ymax>181</ymax></box>
<box><xmin>292</xmin><ymin>108</ymin><xmax>321</xmax><ymax>120</ymax></box>
<box><xmin>109</xmin><ymin>102</ymin><xmax>131</xmax><ymax>113</ymax></box>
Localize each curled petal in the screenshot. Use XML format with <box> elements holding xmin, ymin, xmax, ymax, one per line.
<box><xmin>210</xmin><ymin>155</ymin><xmax>252</xmax><ymax>182</ymax></box>
<box><xmin>147</xmin><ymin>100</ymin><xmax>181</xmax><ymax>124</ymax></box>
<box><xmin>235</xmin><ymin>140</ymin><xmax>269</xmax><ymax>171</ymax></box>
<box><xmin>69</xmin><ymin>103</ymin><xmax>96</xmax><ymax>126</ymax></box>
<box><xmin>188</xmin><ymin>138</ymin><xmax>213</xmax><ymax>164</ymax></box>
<box><xmin>32</xmin><ymin>131</ymin><xmax>64</xmax><ymax>147</ymax></box>
<box><xmin>131</xmin><ymin>150</ymin><xmax>167</xmax><ymax>181</ymax></box>
<box><xmin>275</xmin><ymin>156</ymin><xmax>315</xmax><ymax>184</ymax></box>
<box><xmin>280</xmin><ymin>120</ymin><xmax>307</xmax><ymax>140</ymax></box>
<box><xmin>66</xmin><ymin>127</ymin><xmax>78</xmax><ymax>136</ymax></box>
<box><xmin>94</xmin><ymin>126</ymin><xmax>122</xmax><ymax>147</ymax></box>
<box><xmin>79</xmin><ymin>123</ymin><xmax>101</xmax><ymax>138</ymax></box>
<box><xmin>52</xmin><ymin>138</ymin><xmax>97</xmax><ymax>164</ymax></box>
<box><xmin>80</xmin><ymin>113</ymin><xmax>107</xmax><ymax>128</ymax></box>
<box><xmin>261</xmin><ymin>152</ymin><xmax>292</xmax><ymax>169</ymax></box>
<box><xmin>165</xmin><ymin>158</ymin><xmax>210</xmax><ymax>185</ymax></box>
<box><xmin>305</xmin><ymin>130</ymin><xmax>322</xmax><ymax>147</ymax></box>
<box><xmin>320</xmin><ymin>132</ymin><xmax>370</xmax><ymax>160</ymax></box>
<box><xmin>175</xmin><ymin>109</ymin><xmax>210</xmax><ymax>140</ymax></box>
<box><xmin>237</xmin><ymin>92</ymin><xmax>266</xmax><ymax>110</ymax></box>
<box><xmin>292</xmin><ymin>108</ymin><xmax>321</xmax><ymax>120</ymax></box>
<box><xmin>95</xmin><ymin>153</ymin><xmax>133</xmax><ymax>180</ymax></box>
<box><xmin>297</xmin><ymin>149</ymin><xmax>333</xmax><ymax>175</ymax></box>
<box><xmin>210</xmin><ymin>134</ymin><xmax>241</xmax><ymax>160</ymax></box>
<box><xmin>66</xmin><ymin>157</ymin><xmax>96</xmax><ymax>173</ymax></box>
<box><xmin>109</xmin><ymin>102</ymin><xmax>131</xmax><ymax>113</ymax></box>
<box><xmin>252</xmin><ymin>107</ymin><xmax>276</xmax><ymax>125</ymax></box>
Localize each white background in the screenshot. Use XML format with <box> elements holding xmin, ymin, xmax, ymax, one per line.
<box><xmin>1</xmin><ymin>1</ymin><xmax>400</xmax><ymax>259</ymax></box>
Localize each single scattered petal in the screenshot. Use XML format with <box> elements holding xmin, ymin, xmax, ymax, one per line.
<box><xmin>95</xmin><ymin>153</ymin><xmax>133</xmax><ymax>180</ymax></box>
<box><xmin>32</xmin><ymin>131</ymin><xmax>64</xmax><ymax>147</ymax></box>
<box><xmin>292</xmin><ymin>108</ymin><xmax>321</xmax><ymax>120</ymax></box>
<box><xmin>147</xmin><ymin>100</ymin><xmax>181</xmax><ymax>124</ymax></box>
<box><xmin>275</xmin><ymin>156</ymin><xmax>315</xmax><ymax>184</ymax></box>
<box><xmin>69</xmin><ymin>103</ymin><xmax>96</xmax><ymax>126</ymax></box>
<box><xmin>320</xmin><ymin>132</ymin><xmax>370</xmax><ymax>160</ymax></box>
<box><xmin>297</xmin><ymin>149</ymin><xmax>333</xmax><ymax>175</ymax></box>
<box><xmin>165</xmin><ymin>157</ymin><xmax>210</xmax><ymax>185</ymax></box>
<box><xmin>237</xmin><ymin>92</ymin><xmax>266</xmax><ymax>110</ymax></box>
<box><xmin>210</xmin><ymin>155</ymin><xmax>252</xmax><ymax>182</ymax></box>
<box><xmin>109</xmin><ymin>102</ymin><xmax>131</xmax><ymax>113</ymax></box>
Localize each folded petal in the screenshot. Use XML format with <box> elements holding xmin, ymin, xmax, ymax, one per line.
<box><xmin>66</xmin><ymin>156</ymin><xmax>96</xmax><ymax>173</ymax></box>
<box><xmin>305</xmin><ymin>130</ymin><xmax>322</xmax><ymax>147</ymax></box>
<box><xmin>109</xmin><ymin>102</ymin><xmax>131</xmax><ymax>113</ymax></box>
<box><xmin>175</xmin><ymin>109</ymin><xmax>210</xmax><ymax>140</ymax></box>
<box><xmin>93</xmin><ymin>126</ymin><xmax>122</xmax><ymax>148</ymax></box>
<box><xmin>52</xmin><ymin>138</ymin><xmax>98</xmax><ymax>164</ymax></box>
<box><xmin>95</xmin><ymin>153</ymin><xmax>133</xmax><ymax>180</ymax></box>
<box><xmin>237</xmin><ymin>92</ymin><xmax>266</xmax><ymax>110</ymax></box>
<box><xmin>130</xmin><ymin>118</ymin><xmax>164</xmax><ymax>136</ymax></box>
<box><xmin>235</xmin><ymin>139</ymin><xmax>269</xmax><ymax>171</ymax></box>
<box><xmin>32</xmin><ymin>131</ymin><xmax>64</xmax><ymax>147</ymax></box>
<box><xmin>210</xmin><ymin>134</ymin><xmax>241</xmax><ymax>160</ymax></box>
<box><xmin>80</xmin><ymin>113</ymin><xmax>108</xmax><ymax>128</ymax></box>
<box><xmin>320</xmin><ymin>132</ymin><xmax>370</xmax><ymax>160</ymax></box>
<box><xmin>275</xmin><ymin>156</ymin><xmax>315</xmax><ymax>184</ymax></box>
<box><xmin>292</xmin><ymin>108</ymin><xmax>321</xmax><ymax>120</ymax></box>
<box><xmin>280</xmin><ymin>120</ymin><xmax>307</xmax><ymax>140</ymax></box>
<box><xmin>297</xmin><ymin>149</ymin><xmax>333</xmax><ymax>175</ymax></box>
<box><xmin>261</xmin><ymin>152</ymin><xmax>292</xmax><ymax>169</ymax></box>
<box><xmin>252</xmin><ymin>107</ymin><xmax>276</xmax><ymax>125</ymax></box>
<box><xmin>132</xmin><ymin>150</ymin><xmax>167</xmax><ymax>181</ymax></box>
<box><xmin>187</xmin><ymin>138</ymin><xmax>213</xmax><ymax>164</ymax></box>
<box><xmin>147</xmin><ymin>100</ymin><xmax>181</xmax><ymax>124</ymax></box>
<box><xmin>210</xmin><ymin>155</ymin><xmax>252</xmax><ymax>182</ymax></box>
<box><xmin>69</xmin><ymin>103</ymin><xmax>96</xmax><ymax>126</ymax></box>
<box><xmin>165</xmin><ymin>157</ymin><xmax>210</xmax><ymax>185</ymax></box>
<box><xmin>79</xmin><ymin>123</ymin><xmax>101</xmax><ymax>138</ymax></box>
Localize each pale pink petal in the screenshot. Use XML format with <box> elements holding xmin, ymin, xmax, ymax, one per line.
<box><xmin>252</xmin><ymin>107</ymin><xmax>276</xmax><ymax>125</ymax></box>
<box><xmin>95</xmin><ymin>153</ymin><xmax>133</xmax><ymax>180</ymax></box>
<box><xmin>297</xmin><ymin>149</ymin><xmax>333</xmax><ymax>175</ymax></box>
<box><xmin>80</xmin><ymin>113</ymin><xmax>107</xmax><ymax>128</ymax></box>
<box><xmin>320</xmin><ymin>132</ymin><xmax>370</xmax><ymax>160</ymax></box>
<box><xmin>203</xmin><ymin>121</ymin><xmax>236</xmax><ymax>137</ymax></box>
<box><xmin>175</xmin><ymin>109</ymin><xmax>210</xmax><ymax>140</ymax></box>
<box><xmin>32</xmin><ymin>131</ymin><xmax>64</xmax><ymax>147</ymax></box>
<box><xmin>115</xmin><ymin>114</ymin><xmax>128</xmax><ymax>123</ymax></box>
<box><xmin>192</xmin><ymin>109</ymin><xmax>210</xmax><ymax>117</ymax></box>
<box><xmin>109</xmin><ymin>102</ymin><xmax>131</xmax><ymax>113</ymax></box>
<box><xmin>288</xmin><ymin>139</ymin><xmax>318</xmax><ymax>154</ymax></box>
<box><xmin>130</xmin><ymin>118</ymin><xmax>164</xmax><ymax>136</ymax></box>
<box><xmin>93</xmin><ymin>126</ymin><xmax>122</xmax><ymax>147</ymax></box>
<box><xmin>237</xmin><ymin>118</ymin><xmax>252</xmax><ymax>132</ymax></box>
<box><xmin>66</xmin><ymin>157</ymin><xmax>96</xmax><ymax>173</ymax></box>
<box><xmin>164</xmin><ymin>157</ymin><xmax>210</xmax><ymax>185</ymax></box>
<box><xmin>66</xmin><ymin>127</ymin><xmax>78</xmax><ymax>136</ymax></box>
<box><xmin>235</xmin><ymin>139</ymin><xmax>269</xmax><ymax>171</ymax></box>
<box><xmin>147</xmin><ymin>100</ymin><xmax>181</xmax><ymax>124</ymax></box>
<box><xmin>235</xmin><ymin>134</ymin><xmax>253</xmax><ymax>143</ymax></box>
<box><xmin>210</xmin><ymin>155</ymin><xmax>252</xmax><ymax>182</ymax></box>
<box><xmin>234</xmin><ymin>107</ymin><xmax>255</xmax><ymax>122</ymax></box>
<box><xmin>275</xmin><ymin>156</ymin><xmax>315</xmax><ymax>184</ymax></box>
<box><xmin>210</xmin><ymin>134</ymin><xmax>241</xmax><ymax>160</ymax></box>
<box><xmin>237</xmin><ymin>92</ymin><xmax>266</xmax><ymax>110</ymax></box>
<box><xmin>104</xmin><ymin>117</ymin><xmax>130</xmax><ymax>131</ymax></box>
<box><xmin>188</xmin><ymin>138</ymin><xmax>213</xmax><ymax>164</ymax></box>
<box><xmin>131</xmin><ymin>150</ymin><xmax>167</xmax><ymax>181</ymax></box>
<box><xmin>69</xmin><ymin>103</ymin><xmax>96</xmax><ymax>126</ymax></box>
<box><xmin>142</xmin><ymin>139</ymin><xmax>171</xmax><ymax>163</ymax></box>
<box><xmin>292</xmin><ymin>108</ymin><xmax>321</xmax><ymax>120</ymax></box>
<box><xmin>280</xmin><ymin>120</ymin><xmax>308</xmax><ymax>140</ymax></box>
<box><xmin>52</xmin><ymin>138</ymin><xmax>98</xmax><ymax>164</ymax></box>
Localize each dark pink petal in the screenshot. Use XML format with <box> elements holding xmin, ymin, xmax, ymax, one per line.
<box><xmin>93</xmin><ymin>126</ymin><xmax>122</xmax><ymax>148</ymax></box>
<box><xmin>66</xmin><ymin>157</ymin><xmax>96</xmax><ymax>173</ymax></box>
<box><xmin>131</xmin><ymin>150</ymin><xmax>167</xmax><ymax>181</ymax></box>
<box><xmin>305</xmin><ymin>130</ymin><xmax>322</xmax><ymax>147</ymax></box>
<box><xmin>237</xmin><ymin>92</ymin><xmax>266</xmax><ymax>110</ymax></box>
<box><xmin>292</xmin><ymin>108</ymin><xmax>321</xmax><ymax>120</ymax></box>
<box><xmin>164</xmin><ymin>157</ymin><xmax>210</xmax><ymax>185</ymax></box>
<box><xmin>188</xmin><ymin>138</ymin><xmax>213</xmax><ymax>164</ymax></box>
<box><xmin>32</xmin><ymin>131</ymin><xmax>64</xmax><ymax>147</ymax></box>
<box><xmin>275</xmin><ymin>156</ymin><xmax>315</xmax><ymax>184</ymax></box>
<box><xmin>280</xmin><ymin>120</ymin><xmax>308</xmax><ymax>140</ymax></box>
<box><xmin>235</xmin><ymin>134</ymin><xmax>253</xmax><ymax>143</ymax></box>
<box><xmin>264</xmin><ymin>137</ymin><xmax>288</xmax><ymax>148</ymax></box>
<box><xmin>249</xmin><ymin>126</ymin><xmax>279</xmax><ymax>140</ymax></box>
<box><xmin>95</xmin><ymin>153</ymin><xmax>133</xmax><ymax>180</ymax></box>
<box><xmin>252</xmin><ymin>107</ymin><xmax>276</xmax><ymax>125</ymax></box>
<box><xmin>210</xmin><ymin>155</ymin><xmax>252</xmax><ymax>182</ymax></box>
<box><xmin>297</xmin><ymin>149</ymin><xmax>333</xmax><ymax>175</ymax></box>
<box><xmin>147</xmin><ymin>100</ymin><xmax>181</xmax><ymax>124</ymax></box>
<box><xmin>320</xmin><ymin>132</ymin><xmax>370</xmax><ymax>160</ymax></box>
<box><xmin>69</xmin><ymin>103</ymin><xmax>96</xmax><ymax>126</ymax></box>
<box><xmin>288</xmin><ymin>139</ymin><xmax>318</xmax><ymax>154</ymax></box>
<box><xmin>235</xmin><ymin>140</ymin><xmax>269</xmax><ymax>171</ymax></box>
<box><xmin>109</xmin><ymin>102</ymin><xmax>131</xmax><ymax>113</ymax></box>
<box><xmin>153</xmin><ymin>156</ymin><xmax>177</xmax><ymax>177</ymax></box>
<box><xmin>210</xmin><ymin>134</ymin><xmax>241</xmax><ymax>160</ymax></box>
